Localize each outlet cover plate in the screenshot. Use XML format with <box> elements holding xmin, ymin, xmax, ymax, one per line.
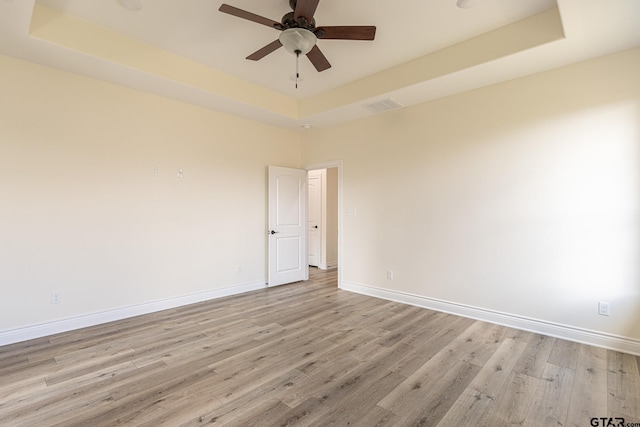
<box><xmin>598</xmin><ymin>301</ymin><xmax>610</xmax><ymax>316</ymax></box>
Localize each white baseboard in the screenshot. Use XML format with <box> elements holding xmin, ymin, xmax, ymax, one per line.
<box><xmin>341</xmin><ymin>281</ymin><xmax>640</xmax><ymax>356</ymax></box>
<box><xmin>0</xmin><ymin>280</ymin><xmax>266</xmax><ymax>347</ymax></box>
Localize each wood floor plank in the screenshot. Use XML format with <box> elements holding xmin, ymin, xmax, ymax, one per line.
<box><xmin>0</xmin><ymin>337</ymin><xmax>50</xmax><ymax>361</ymax></box>
<box><xmin>523</xmin><ymin>363</ymin><xmax>575</xmax><ymax>427</ymax></box>
<box><xmin>45</xmin><ymin>345</ymin><xmax>136</xmax><ymax>386</ymax></box>
<box><xmin>445</xmin><ymin>321</ymin><xmax>510</xmax><ymax>367</ymax></box>
<box><xmin>435</xmin><ymin>387</ymin><xmax>495</xmax><ymax>427</ymax></box>
<box><xmin>295</xmin><ymin>333</ymin><xmax>375</xmax><ymax>376</ymax></box>
<box><xmin>468</xmin><ymin>338</ymin><xmax>528</xmax><ymax>398</ymax></box>
<box><xmin>0</xmin><ymin>377</ymin><xmax>48</xmax><ymax>409</ymax></box>
<box><xmin>13</xmin><ymin>391</ymin><xmax>113</xmax><ymax>427</ymax></box>
<box><xmin>565</xmin><ymin>345</ymin><xmax>608</xmax><ymax>427</ymax></box>
<box><xmin>73</xmin><ymin>365</ymin><xmax>219</xmax><ymax>425</ymax></box>
<box><xmin>261</xmin><ymin>397</ymin><xmax>333</xmax><ymax>427</ymax></box>
<box><xmin>181</xmin><ymin>369</ymin><xmax>308</xmax><ymax>426</ymax></box>
<box><xmin>0</xmin><ymin>356</ymin><xmax>57</xmax><ymax>385</ymax></box>
<box><xmin>314</xmin><ymin>405</ymin><xmax>401</xmax><ymax>427</ymax></box>
<box><xmin>548</xmin><ymin>338</ymin><xmax>581</xmax><ymax>369</ymax></box>
<box><xmin>0</xmin><ymin>354</ymin><xmax>29</xmax><ymax>373</ymax></box>
<box><xmin>221</xmin><ymin>398</ymin><xmax>295</xmax><ymax>427</ymax></box>
<box><xmin>210</xmin><ymin>342</ymin><xmax>331</xmax><ymax>405</ymax></box>
<box><xmin>478</xmin><ymin>372</ymin><xmax>540</xmax><ymax>426</ymax></box>
<box><xmin>389</xmin><ymin>316</ymin><xmax>475</xmax><ymax>377</ymax></box>
<box><xmin>513</xmin><ymin>333</ymin><xmax>556</xmax><ymax>377</ymax></box>
<box><xmin>134</xmin><ymin>391</ymin><xmax>223</xmax><ymax>427</ymax></box>
<box><xmin>385</xmin><ymin>342</ymin><xmax>440</xmax><ymax>378</ymax></box>
<box><xmin>607</xmin><ymin>350</ymin><xmax>640</xmax><ymax>420</ymax></box>
<box><xmin>401</xmin><ymin>360</ymin><xmax>481</xmax><ymax>426</ymax></box>
<box><xmin>276</xmin><ymin>354</ymin><xmax>362</xmax><ymax>408</ymax></box>
<box><xmin>0</xmin><ymin>360</ymin><xmax>148</xmax><ymax>420</ymax></box>
<box><xmin>310</xmin><ymin>366</ymin><xmax>405</xmax><ymax>426</ymax></box>
<box><xmin>378</xmin><ymin>347</ymin><xmax>480</xmax><ymax>424</ymax></box>
<box><xmin>410</xmin><ymin>315</ymin><xmax>476</xmax><ymax>352</ymax></box>
<box><xmin>0</xmin><ymin>268</ymin><xmax>637</xmax><ymax>426</ymax></box>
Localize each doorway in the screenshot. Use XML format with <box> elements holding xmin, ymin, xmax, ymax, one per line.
<box><xmin>267</xmin><ymin>162</ymin><xmax>342</xmax><ymax>288</ymax></box>
<box><xmin>307</xmin><ymin>167</ymin><xmax>339</xmax><ymax>272</ymax></box>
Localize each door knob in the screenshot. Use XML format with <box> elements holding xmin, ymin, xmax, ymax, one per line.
<box><xmin>313</xmin><ymin>225</ymin><xmax>318</xmax><ymax>229</ymax></box>
<box><xmin>270</xmin><ymin>230</ymin><xmax>280</xmax><ymax>235</ymax></box>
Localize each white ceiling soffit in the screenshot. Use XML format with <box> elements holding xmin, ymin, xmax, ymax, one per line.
<box><xmin>0</xmin><ymin>0</ymin><xmax>638</xmax><ymax>130</ymax></box>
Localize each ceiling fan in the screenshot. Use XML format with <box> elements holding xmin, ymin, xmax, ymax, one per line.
<box><xmin>218</xmin><ymin>0</ymin><xmax>376</xmax><ymax>73</ymax></box>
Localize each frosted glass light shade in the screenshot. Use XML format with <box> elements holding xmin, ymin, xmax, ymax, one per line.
<box><xmin>279</xmin><ymin>28</ymin><xmax>317</xmax><ymax>55</ymax></box>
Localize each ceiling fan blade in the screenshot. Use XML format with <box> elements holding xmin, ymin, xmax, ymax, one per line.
<box><xmin>294</xmin><ymin>0</ymin><xmax>320</xmax><ymax>21</ymax></box>
<box><xmin>219</xmin><ymin>4</ymin><xmax>280</xmax><ymax>29</ymax></box>
<box><xmin>246</xmin><ymin>40</ymin><xmax>283</xmax><ymax>61</ymax></box>
<box><xmin>315</xmin><ymin>26</ymin><xmax>377</xmax><ymax>40</ymax></box>
<box><xmin>306</xmin><ymin>45</ymin><xmax>331</xmax><ymax>72</ymax></box>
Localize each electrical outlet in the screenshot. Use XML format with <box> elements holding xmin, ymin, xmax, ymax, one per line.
<box><xmin>386</xmin><ymin>270</ymin><xmax>394</xmax><ymax>280</ymax></box>
<box><xmin>51</xmin><ymin>292</ymin><xmax>61</xmax><ymax>304</ymax></box>
<box><xmin>598</xmin><ymin>301</ymin><xmax>610</xmax><ymax>316</ymax></box>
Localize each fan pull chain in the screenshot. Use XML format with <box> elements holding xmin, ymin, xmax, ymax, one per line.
<box><xmin>295</xmin><ymin>50</ymin><xmax>301</xmax><ymax>89</ymax></box>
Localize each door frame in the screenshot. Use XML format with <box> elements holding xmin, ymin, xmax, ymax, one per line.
<box><xmin>304</xmin><ymin>160</ymin><xmax>343</xmax><ymax>289</ymax></box>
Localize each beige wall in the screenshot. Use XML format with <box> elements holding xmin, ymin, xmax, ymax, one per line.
<box><xmin>0</xmin><ymin>54</ymin><xmax>302</xmax><ymax>331</ymax></box>
<box><xmin>304</xmin><ymin>47</ymin><xmax>640</xmax><ymax>340</ymax></box>
<box><xmin>2</xmin><ymin>46</ymin><xmax>640</xmax><ymax>348</ymax></box>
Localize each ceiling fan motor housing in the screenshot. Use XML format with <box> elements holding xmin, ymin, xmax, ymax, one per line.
<box><xmin>280</xmin><ymin>11</ymin><xmax>316</xmax><ymax>31</ymax></box>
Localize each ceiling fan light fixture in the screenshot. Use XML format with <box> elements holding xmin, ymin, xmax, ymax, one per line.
<box><xmin>279</xmin><ymin>28</ymin><xmax>317</xmax><ymax>55</ymax></box>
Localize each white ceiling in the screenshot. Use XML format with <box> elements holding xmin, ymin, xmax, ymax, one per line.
<box><xmin>0</xmin><ymin>0</ymin><xmax>639</xmax><ymax>130</ymax></box>
<box><xmin>35</xmin><ymin>0</ymin><xmax>556</xmax><ymax>97</ymax></box>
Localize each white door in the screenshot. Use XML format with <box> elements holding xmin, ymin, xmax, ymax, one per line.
<box><xmin>308</xmin><ymin>171</ymin><xmax>322</xmax><ymax>267</ymax></box>
<box><xmin>268</xmin><ymin>166</ymin><xmax>308</xmax><ymax>287</ymax></box>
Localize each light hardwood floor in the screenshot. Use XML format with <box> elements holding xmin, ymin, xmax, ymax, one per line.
<box><xmin>1</xmin><ymin>268</ymin><xmax>639</xmax><ymax>426</ymax></box>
